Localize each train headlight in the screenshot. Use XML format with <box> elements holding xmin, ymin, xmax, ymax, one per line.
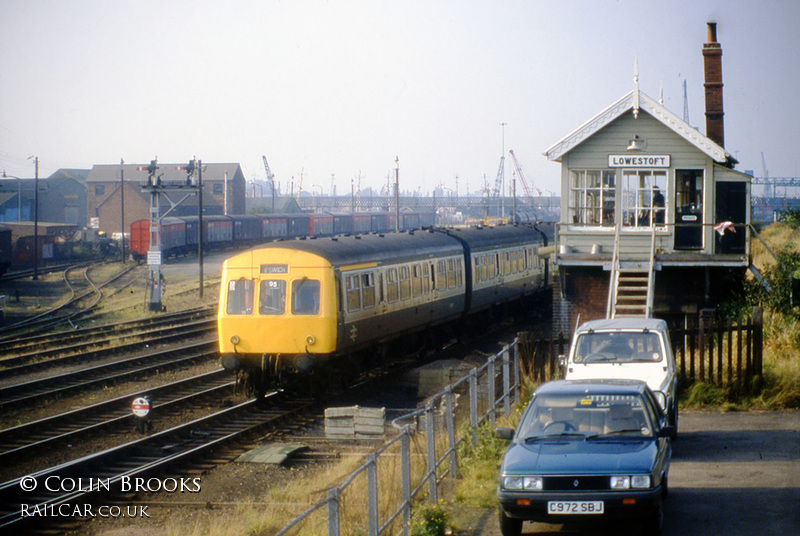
<box><xmin>306</xmin><ymin>335</ymin><xmax>316</xmax><ymax>346</ymax></box>
<box><xmin>230</xmin><ymin>335</ymin><xmax>240</xmax><ymax>345</ymax></box>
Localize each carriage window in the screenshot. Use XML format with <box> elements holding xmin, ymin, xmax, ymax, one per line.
<box><xmin>411</xmin><ymin>264</ymin><xmax>423</xmax><ymax>297</ymax></box>
<box><xmin>259</xmin><ymin>280</ymin><xmax>285</xmax><ymax>315</ymax></box>
<box><xmin>292</xmin><ymin>279</ymin><xmax>320</xmax><ymax>315</ymax></box>
<box><xmin>361</xmin><ymin>272</ymin><xmax>376</xmax><ymax>308</ymax></box>
<box><xmin>387</xmin><ymin>268</ymin><xmax>399</xmax><ymax>302</ymax></box>
<box><xmin>447</xmin><ymin>259</ymin><xmax>457</xmax><ymax>288</ymax></box>
<box><xmin>423</xmin><ymin>263</ymin><xmax>431</xmax><ymax>294</ymax></box>
<box><xmin>400</xmin><ymin>265</ymin><xmax>411</xmax><ymax>300</ymax></box>
<box><xmin>346</xmin><ymin>274</ymin><xmax>361</xmax><ymax>312</ymax></box>
<box><xmin>227</xmin><ymin>279</ymin><xmax>254</xmax><ymax>315</ymax></box>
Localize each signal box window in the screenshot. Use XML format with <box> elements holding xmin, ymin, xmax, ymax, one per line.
<box><xmin>259</xmin><ymin>280</ymin><xmax>286</xmax><ymax>315</ymax></box>
<box><xmin>569</xmin><ymin>170</ymin><xmax>616</xmax><ymax>226</ymax></box>
<box><xmin>227</xmin><ymin>279</ymin><xmax>254</xmax><ymax>315</ymax></box>
<box><xmin>292</xmin><ymin>279</ymin><xmax>320</xmax><ymax>315</ymax></box>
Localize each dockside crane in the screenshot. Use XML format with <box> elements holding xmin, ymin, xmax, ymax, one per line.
<box><xmin>508</xmin><ymin>149</ymin><xmax>540</xmax><ymax>205</ymax></box>
<box><xmin>262</xmin><ymin>155</ymin><xmax>277</xmax><ymax>211</ymax></box>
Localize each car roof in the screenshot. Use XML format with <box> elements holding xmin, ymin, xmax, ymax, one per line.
<box><xmin>534</xmin><ymin>379</ymin><xmax>650</xmax><ymax>397</ymax></box>
<box><xmin>575</xmin><ymin>317</ymin><xmax>668</xmax><ymax>334</ymax></box>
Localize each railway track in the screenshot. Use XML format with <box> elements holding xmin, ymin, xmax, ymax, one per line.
<box><xmin>0</xmin><ymin>340</ymin><xmax>219</xmax><ymax>409</ymax></box>
<box><xmin>0</xmin><ymin>392</ymin><xmax>313</xmax><ymax>534</ymax></box>
<box><xmin>0</xmin><ymin>315</ymin><xmax>216</xmax><ymax>377</ymax></box>
<box><xmin>0</xmin><ymin>369</ymin><xmax>236</xmax><ymax>476</ymax></box>
<box><xmin>0</xmin><ymin>263</ymin><xmax>140</xmax><ymax>338</ymax></box>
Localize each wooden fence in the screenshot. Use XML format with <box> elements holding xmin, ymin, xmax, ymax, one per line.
<box><xmin>520</xmin><ymin>308</ymin><xmax>764</xmax><ymax>395</ymax></box>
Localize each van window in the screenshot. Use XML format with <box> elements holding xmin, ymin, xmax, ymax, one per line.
<box><xmin>292</xmin><ymin>279</ymin><xmax>320</xmax><ymax>315</ymax></box>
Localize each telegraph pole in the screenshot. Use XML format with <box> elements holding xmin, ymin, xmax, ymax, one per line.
<box><xmin>394</xmin><ymin>156</ymin><xmax>400</xmax><ymax>232</ymax></box>
<box><xmin>197</xmin><ymin>159</ymin><xmax>204</xmax><ymax>299</ymax></box>
<box><xmin>31</xmin><ymin>156</ymin><xmax>39</xmax><ymax>280</ymax></box>
<box><xmin>120</xmin><ymin>158</ymin><xmax>126</xmax><ymax>263</ymax></box>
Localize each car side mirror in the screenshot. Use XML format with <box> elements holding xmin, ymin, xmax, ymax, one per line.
<box><xmin>495</xmin><ymin>427</ymin><xmax>515</xmax><ymax>440</ymax></box>
<box><xmin>658</xmin><ymin>425</ymin><xmax>677</xmax><ymax>438</ymax></box>
<box><xmin>653</xmin><ymin>391</ymin><xmax>667</xmax><ymax>412</ymax></box>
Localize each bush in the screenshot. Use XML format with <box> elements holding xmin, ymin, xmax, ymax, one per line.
<box><xmin>411</xmin><ymin>502</ymin><xmax>450</xmax><ymax>536</ymax></box>
<box><xmin>780</xmin><ymin>208</ymin><xmax>800</xmax><ymax>230</ymax></box>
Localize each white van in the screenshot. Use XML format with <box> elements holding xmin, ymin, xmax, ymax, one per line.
<box><xmin>562</xmin><ymin>318</ymin><xmax>678</xmax><ymax>437</ymax></box>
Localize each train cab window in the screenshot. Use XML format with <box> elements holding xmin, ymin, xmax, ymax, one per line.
<box><xmin>361</xmin><ymin>272</ymin><xmax>376</xmax><ymax>308</ymax></box>
<box><xmin>400</xmin><ymin>265</ymin><xmax>411</xmax><ymax>300</ymax></box>
<box><xmin>259</xmin><ymin>280</ymin><xmax>286</xmax><ymax>315</ymax></box>
<box><xmin>292</xmin><ymin>279</ymin><xmax>320</xmax><ymax>315</ymax></box>
<box><xmin>386</xmin><ymin>268</ymin><xmax>399</xmax><ymax>302</ymax></box>
<box><xmin>226</xmin><ymin>279</ymin><xmax>254</xmax><ymax>315</ymax></box>
<box><xmin>346</xmin><ymin>274</ymin><xmax>361</xmax><ymax>312</ymax></box>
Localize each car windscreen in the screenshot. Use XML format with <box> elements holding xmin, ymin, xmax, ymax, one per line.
<box><xmin>517</xmin><ymin>394</ymin><xmax>654</xmax><ymax>440</ymax></box>
<box><xmin>573</xmin><ymin>331</ymin><xmax>663</xmax><ymax>363</ymax></box>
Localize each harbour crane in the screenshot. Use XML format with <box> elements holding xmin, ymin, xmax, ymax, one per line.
<box><xmin>262</xmin><ymin>155</ymin><xmax>276</xmax><ymax>210</ymax></box>
<box><xmin>508</xmin><ymin>149</ymin><xmax>540</xmax><ymax>204</ymax></box>
<box><xmin>493</xmin><ymin>155</ymin><xmax>505</xmax><ymax>198</ymax></box>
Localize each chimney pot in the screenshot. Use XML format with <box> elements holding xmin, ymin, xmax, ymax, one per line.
<box><xmin>707</xmin><ymin>22</ymin><xmax>718</xmax><ymax>43</ymax></box>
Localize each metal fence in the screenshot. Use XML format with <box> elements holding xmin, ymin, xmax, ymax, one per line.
<box><xmin>275</xmin><ymin>340</ymin><xmax>521</xmax><ymax>536</ymax></box>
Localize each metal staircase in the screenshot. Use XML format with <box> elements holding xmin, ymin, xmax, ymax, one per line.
<box><xmin>607</xmin><ymin>224</ymin><xmax>657</xmax><ymax>318</ymax></box>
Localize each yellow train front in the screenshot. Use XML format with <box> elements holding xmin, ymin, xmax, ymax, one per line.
<box><xmin>217</xmin><ymin>225</ymin><xmax>548</xmax><ymax>396</ymax></box>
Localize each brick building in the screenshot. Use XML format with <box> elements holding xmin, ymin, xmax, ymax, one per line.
<box><xmin>86</xmin><ymin>162</ymin><xmax>246</xmax><ymax>236</ymax></box>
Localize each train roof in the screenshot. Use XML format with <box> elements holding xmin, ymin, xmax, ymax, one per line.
<box><xmin>244</xmin><ymin>225</ymin><xmax>544</xmax><ymax>268</ymax></box>
<box><xmin>442</xmin><ymin>224</ymin><xmax>546</xmax><ymax>250</ymax></box>
<box><xmin>249</xmin><ymin>228</ymin><xmax>462</xmax><ymax>267</ymax></box>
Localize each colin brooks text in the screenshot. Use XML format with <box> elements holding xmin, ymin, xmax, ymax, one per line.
<box><xmin>21</xmin><ymin>504</ymin><xmax>150</xmax><ymax>518</ymax></box>
<box><xmin>19</xmin><ymin>476</ymin><xmax>201</xmax><ymax>493</ymax></box>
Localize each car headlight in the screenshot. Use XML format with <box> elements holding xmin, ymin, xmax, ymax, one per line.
<box><xmin>610</xmin><ymin>475</ymin><xmax>651</xmax><ymax>489</ymax></box>
<box><xmin>610</xmin><ymin>476</ymin><xmax>630</xmax><ymax>489</ymax></box>
<box><xmin>502</xmin><ymin>476</ymin><xmax>542</xmax><ymax>491</ymax></box>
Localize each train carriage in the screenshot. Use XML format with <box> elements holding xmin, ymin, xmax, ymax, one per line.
<box><xmin>260</xmin><ymin>214</ymin><xmax>288</xmax><ymax>239</ymax></box>
<box><xmin>450</xmin><ymin>226</ymin><xmax>548</xmax><ymax>312</ymax></box>
<box><xmin>331</xmin><ymin>213</ymin><xmax>354</xmax><ymax>235</ymax></box>
<box><xmin>353</xmin><ymin>213</ymin><xmax>372</xmax><ymax>234</ymax></box>
<box><xmin>230</xmin><ymin>215</ymin><xmax>262</xmax><ymax>246</ymax></box>
<box><xmin>218</xmin><ymin>224</ymin><xmax>549</xmax><ymax>394</ymax></box>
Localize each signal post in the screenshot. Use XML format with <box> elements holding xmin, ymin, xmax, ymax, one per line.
<box><xmin>140</xmin><ymin>158</ymin><xmax>199</xmax><ymax>312</ymax></box>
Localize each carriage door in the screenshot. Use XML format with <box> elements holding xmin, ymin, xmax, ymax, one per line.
<box><xmin>674</xmin><ymin>170</ymin><xmax>704</xmax><ymax>250</ymax></box>
<box><xmin>715</xmin><ymin>181</ymin><xmax>747</xmax><ymax>254</ymax></box>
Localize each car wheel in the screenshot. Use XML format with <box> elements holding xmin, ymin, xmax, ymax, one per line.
<box><xmin>645</xmin><ymin>501</ymin><xmax>663</xmax><ymax>535</ymax></box>
<box><xmin>670</xmin><ymin>406</ymin><xmax>679</xmax><ymax>439</ymax></box>
<box><xmin>499</xmin><ymin>508</ymin><xmax>523</xmax><ymax>536</ymax></box>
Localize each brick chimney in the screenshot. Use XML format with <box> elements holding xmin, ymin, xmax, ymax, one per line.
<box><xmin>703</xmin><ymin>22</ymin><xmax>724</xmax><ymax>147</ymax></box>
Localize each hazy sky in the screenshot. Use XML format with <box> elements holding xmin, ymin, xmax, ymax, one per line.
<box><xmin>1</xmin><ymin>0</ymin><xmax>798</xmax><ymax>197</ymax></box>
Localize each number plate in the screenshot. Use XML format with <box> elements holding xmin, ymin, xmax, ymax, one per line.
<box><xmin>547</xmin><ymin>501</ymin><xmax>604</xmax><ymax>515</ymax></box>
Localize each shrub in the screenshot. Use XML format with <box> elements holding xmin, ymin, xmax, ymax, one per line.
<box><xmin>411</xmin><ymin>502</ymin><xmax>450</xmax><ymax>536</ymax></box>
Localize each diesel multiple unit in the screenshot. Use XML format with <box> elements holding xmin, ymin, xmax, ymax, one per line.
<box><xmin>217</xmin><ymin>224</ymin><xmax>550</xmax><ymax>396</ymax></box>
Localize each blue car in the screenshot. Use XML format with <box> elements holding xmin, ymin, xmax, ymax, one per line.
<box><xmin>496</xmin><ymin>379</ymin><xmax>674</xmax><ymax>535</ymax></box>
